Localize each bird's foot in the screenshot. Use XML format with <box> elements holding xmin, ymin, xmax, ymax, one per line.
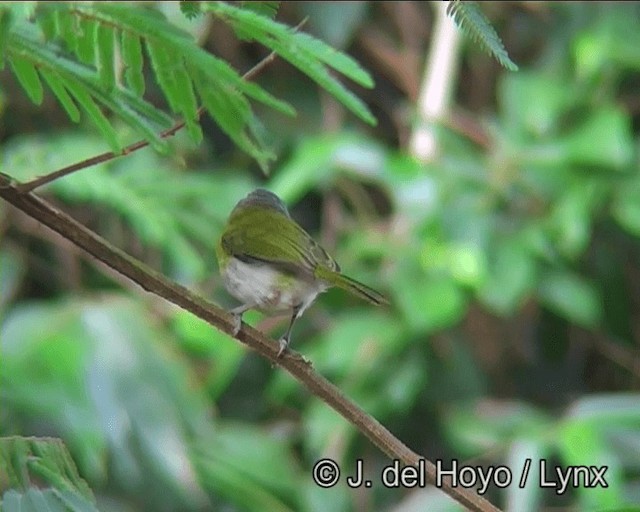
<box><xmin>277</xmin><ymin>336</ymin><xmax>289</xmax><ymax>358</ymax></box>
<box><xmin>230</xmin><ymin>312</ymin><xmax>242</xmax><ymax>336</ymax></box>
<box><xmin>274</xmin><ymin>338</ymin><xmax>311</xmax><ymax>365</ymax></box>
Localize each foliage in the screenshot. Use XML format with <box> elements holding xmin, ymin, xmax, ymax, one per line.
<box><xmin>0</xmin><ymin>437</ymin><xmax>98</xmax><ymax>512</ymax></box>
<box><xmin>2</xmin><ymin>2</ymin><xmax>640</xmax><ymax>511</ymax></box>
<box><xmin>0</xmin><ymin>1</ymin><xmax>373</xmax><ymax>170</ymax></box>
<box><xmin>446</xmin><ymin>1</ymin><xmax>518</xmax><ymax>71</ymax></box>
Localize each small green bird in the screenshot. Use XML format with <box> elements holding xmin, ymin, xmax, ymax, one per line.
<box><xmin>216</xmin><ymin>189</ymin><xmax>387</xmax><ymax>357</ymax></box>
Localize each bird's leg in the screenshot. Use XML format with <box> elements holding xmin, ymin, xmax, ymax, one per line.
<box><xmin>278</xmin><ymin>305</ymin><xmax>302</xmax><ymax>358</ymax></box>
<box><xmin>228</xmin><ymin>304</ymin><xmax>252</xmax><ymax>336</ymax></box>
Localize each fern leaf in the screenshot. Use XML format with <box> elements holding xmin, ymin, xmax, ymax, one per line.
<box><xmin>446</xmin><ymin>1</ymin><xmax>518</xmax><ymax>71</ymax></box>
<box><xmin>96</xmin><ymin>23</ymin><xmax>116</xmax><ymax>90</ymax></box>
<box><xmin>53</xmin><ymin>7</ymin><xmax>80</xmax><ymax>55</ymax></box>
<box><xmin>240</xmin><ymin>1</ymin><xmax>280</xmax><ymax>20</ymax></box>
<box><xmin>121</xmin><ymin>31</ymin><xmax>144</xmax><ymax>96</ymax></box>
<box><xmin>191</xmin><ymin>66</ymin><xmax>273</xmax><ymax>170</ymax></box>
<box><xmin>170</xmin><ymin>60</ymin><xmax>201</xmax><ymax>142</ymax></box>
<box><xmin>37</xmin><ymin>7</ymin><xmax>56</xmax><ymax>40</ymax></box>
<box><xmin>146</xmin><ymin>41</ymin><xmax>201</xmax><ymax>142</ymax></box>
<box><xmin>207</xmin><ymin>2</ymin><xmax>376</xmax><ymax>125</ymax></box>
<box><xmin>180</xmin><ymin>2</ymin><xmax>203</xmax><ymax>20</ymax></box>
<box><xmin>295</xmin><ymin>32</ymin><xmax>374</xmax><ymax>87</ymax></box>
<box><xmin>8</xmin><ymin>22</ymin><xmax>174</xmax><ymax>151</ymax></box>
<box><xmin>8</xmin><ymin>55</ymin><xmax>43</xmax><ymax>104</ymax></box>
<box><xmin>39</xmin><ymin>68</ymin><xmax>81</xmax><ymax>122</ymax></box>
<box><xmin>75</xmin><ymin>17</ymin><xmax>97</xmax><ymax>65</ymax></box>
<box><xmin>63</xmin><ymin>78</ymin><xmax>120</xmax><ymax>150</ymax></box>
<box><xmin>3</xmin><ymin>2</ymin><xmax>377</xmax><ymax>167</ymax></box>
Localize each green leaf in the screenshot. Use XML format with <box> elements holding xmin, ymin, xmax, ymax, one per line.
<box><xmin>171</xmin><ymin>310</ymin><xmax>245</xmax><ymax>399</ymax></box>
<box><xmin>302</xmin><ymin>400</ymin><xmax>355</xmax><ymax>459</ymax></box>
<box><xmin>446</xmin><ymin>1</ymin><xmax>518</xmax><ymax>71</ymax></box>
<box><xmin>557</xmin><ymin>421</ymin><xmax>625</xmax><ymax>509</ymax></box>
<box><xmin>572</xmin><ymin>8</ymin><xmax>640</xmax><ymax>77</ymax></box>
<box><xmin>146</xmin><ymin>40</ymin><xmax>201</xmax><ymax>142</ymax></box>
<box><xmin>121</xmin><ymin>31</ymin><xmax>144</xmax><ymax>96</ymax></box>
<box><xmin>8</xmin><ymin>27</ymin><xmax>173</xmax><ymax>151</ymax></box>
<box><xmin>445</xmin><ymin>401</ymin><xmax>551</xmax><ymax>455</ymax></box>
<box><xmin>294</xmin><ymin>32</ymin><xmax>374</xmax><ymax>87</ymax></box>
<box><xmin>565</xmin><ymin>394</ymin><xmax>640</xmax><ymax>424</ymax></box>
<box><xmin>9</xmin><ymin>55</ymin><xmax>43</xmax><ymax>104</ymax></box>
<box><xmin>39</xmin><ymin>68</ymin><xmax>81</xmax><ymax>122</ymax></box>
<box><xmin>62</xmin><ymin>77</ymin><xmax>120</xmax><ymax>151</ymax></box>
<box><xmin>191</xmin><ymin>66</ymin><xmax>272</xmax><ymax>170</ymax></box>
<box><xmin>88</xmin><ymin>2</ymin><xmax>293</xmax><ymax>161</ymax></box>
<box><xmin>194</xmin><ymin>423</ymin><xmax>298</xmax><ymax>511</ymax></box>
<box><xmin>53</xmin><ymin>7</ymin><xmax>80</xmax><ymax>54</ymax></box>
<box><xmin>96</xmin><ymin>22</ymin><xmax>115</xmax><ymax>90</ymax></box>
<box><xmin>393</xmin><ymin>260</ymin><xmax>467</xmax><ymax>334</ymax></box>
<box><xmin>179</xmin><ymin>1</ymin><xmax>203</xmax><ymax>20</ymax></box>
<box><xmin>5</xmin><ymin>1</ymin><xmax>38</xmax><ymax>21</ymax></box>
<box><xmin>173</xmin><ymin>69</ymin><xmax>201</xmax><ymax>142</ymax></box>
<box><xmin>206</xmin><ymin>2</ymin><xmax>376</xmax><ymax>125</ymax></box>
<box><xmin>561</xmin><ymin>107</ymin><xmax>634</xmax><ymax>169</ymax></box>
<box><xmin>0</xmin><ymin>437</ymin><xmax>98</xmax><ymax>512</ymax></box>
<box><xmin>613</xmin><ymin>181</ymin><xmax>640</xmax><ymax>236</ymax></box>
<box><xmin>309</xmin><ymin>311</ymin><xmax>403</xmax><ymax>374</ymax></box>
<box><xmin>2</xmin><ymin>132</ymin><xmax>237</xmax><ymax>280</ymax></box>
<box><xmin>75</xmin><ymin>17</ymin><xmax>97</xmax><ymax>65</ymax></box>
<box><xmin>499</xmin><ymin>73</ymin><xmax>571</xmax><ymax>137</ymax></box>
<box><xmin>239</xmin><ymin>1</ymin><xmax>280</xmax><ymax>20</ymax></box>
<box><xmin>479</xmin><ymin>237</ymin><xmax>537</xmax><ymax>315</ymax></box>
<box><xmin>1</xmin><ymin>298</ymin><xmax>213</xmax><ymax>506</ymax></box>
<box><xmin>0</xmin><ymin>8</ymin><xmax>13</xmax><ymax>67</ymax></box>
<box><xmin>89</xmin><ymin>3</ymin><xmax>193</xmax><ymax>42</ymax></box>
<box><xmin>270</xmin><ymin>133</ymin><xmax>385</xmax><ymax>202</ymax></box>
<box><xmin>537</xmin><ymin>271</ymin><xmax>602</xmax><ymax>327</ymax></box>
<box><xmin>545</xmin><ymin>181</ymin><xmax>600</xmax><ymax>260</ymax></box>
<box><xmin>180</xmin><ymin>40</ymin><xmax>294</xmax><ymax>117</ymax></box>
<box><xmin>37</xmin><ymin>8</ymin><xmax>56</xmax><ymax>41</ymax></box>
<box><xmin>146</xmin><ymin>40</ymin><xmax>183</xmax><ymax>114</ymax></box>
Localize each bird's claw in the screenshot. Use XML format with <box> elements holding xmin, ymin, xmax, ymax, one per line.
<box><xmin>231</xmin><ymin>313</ymin><xmax>242</xmax><ymax>336</ymax></box>
<box><xmin>277</xmin><ymin>336</ymin><xmax>289</xmax><ymax>358</ymax></box>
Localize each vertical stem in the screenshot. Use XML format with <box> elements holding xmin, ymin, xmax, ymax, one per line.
<box><xmin>409</xmin><ymin>1</ymin><xmax>461</xmax><ymax>163</ymax></box>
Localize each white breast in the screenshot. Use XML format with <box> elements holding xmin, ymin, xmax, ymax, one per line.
<box><xmin>222</xmin><ymin>257</ymin><xmax>328</xmax><ymax>313</ymax></box>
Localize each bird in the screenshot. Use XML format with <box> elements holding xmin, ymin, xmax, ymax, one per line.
<box><xmin>216</xmin><ymin>188</ymin><xmax>387</xmax><ymax>356</ymax></box>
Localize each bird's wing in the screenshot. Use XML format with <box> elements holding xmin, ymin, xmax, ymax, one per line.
<box><xmin>221</xmin><ymin>213</ymin><xmax>337</xmax><ymax>278</ymax></box>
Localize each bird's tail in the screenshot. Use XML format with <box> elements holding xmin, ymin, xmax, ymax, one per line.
<box><xmin>317</xmin><ymin>268</ymin><xmax>388</xmax><ymax>306</ymax></box>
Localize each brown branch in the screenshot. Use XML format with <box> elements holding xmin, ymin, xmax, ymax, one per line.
<box><xmin>0</xmin><ymin>174</ymin><xmax>501</xmax><ymax>512</ymax></box>
<box><xmin>15</xmin><ymin>111</ymin><xmax>200</xmax><ymax>194</ymax></box>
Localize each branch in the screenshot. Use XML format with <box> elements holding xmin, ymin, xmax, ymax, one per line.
<box><xmin>0</xmin><ymin>173</ymin><xmax>501</xmax><ymax>512</ymax></box>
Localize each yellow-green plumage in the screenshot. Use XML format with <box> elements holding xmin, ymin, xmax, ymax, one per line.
<box><xmin>217</xmin><ymin>189</ymin><xmax>387</xmax><ymax>356</ymax></box>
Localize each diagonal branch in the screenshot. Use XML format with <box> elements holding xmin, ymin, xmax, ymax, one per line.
<box><xmin>0</xmin><ymin>173</ymin><xmax>501</xmax><ymax>512</ymax></box>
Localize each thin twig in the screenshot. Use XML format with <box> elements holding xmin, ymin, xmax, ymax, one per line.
<box><xmin>16</xmin><ymin>111</ymin><xmax>201</xmax><ymax>193</ymax></box>
<box><xmin>0</xmin><ymin>174</ymin><xmax>502</xmax><ymax>512</ymax></box>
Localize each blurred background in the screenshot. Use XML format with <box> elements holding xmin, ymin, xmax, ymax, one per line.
<box><xmin>1</xmin><ymin>2</ymin><xmax>640</xmax><ymax>511</ymax></box>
